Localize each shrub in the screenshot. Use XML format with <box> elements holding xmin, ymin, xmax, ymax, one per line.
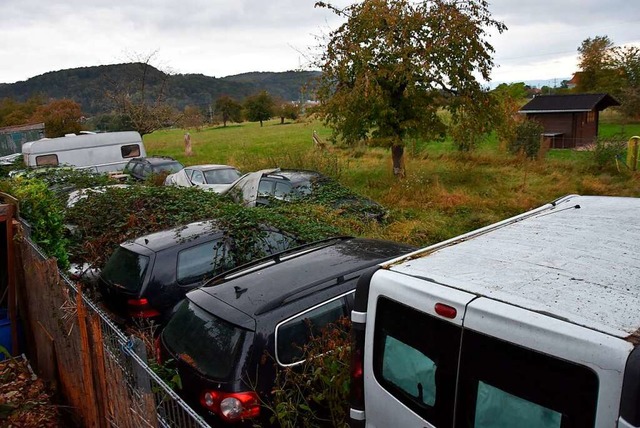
<box><xmin>591</xmin><ymin>135</ymin><xmax>628</xmax><ymax>171</ymax></box>
<box><xmin>1</xmin><ymin>177</ymin><xmax>69</xmax><ymax>268</ymax></box>
<box><xmin>266</xmin><ymin>317</ymin><xmax>351</xmax><ymax>428</ymax></box>
<box><xmin>508</xmin><ymin>120</ymin><xmax>544</xmax><ymax>159</ymax></box>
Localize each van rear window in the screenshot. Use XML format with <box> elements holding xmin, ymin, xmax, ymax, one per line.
<box><xmin>35</xmin><ymin>154</ymin><xmax>58</xmax><ymax>166</ymax></box>
<box><xmin>373</xmin><ymin>297</ymin><xmax>462</xmax><ymax>426</ymax></box>
<box><xmin>121</xmin><ymin>144</ymin><xmax>141</xmax><ymax>158</ymax></box>
<box><xmin>101</xmin><ymin>247</ymin><xmax>150</xmax><ymax>292</ymax></box>
<box><xmin>163</xmin><ymin>300</ymin><xmax>248</xmax><ymax>379</ymax></box>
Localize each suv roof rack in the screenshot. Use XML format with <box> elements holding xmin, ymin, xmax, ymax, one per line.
<box><xmin>254</xmin><ymin>265</ymin><xmax>363</xmax><ymax>315</ymax></box>
<box><xmin>202</xmin><ymin>236</ymin><xmax>353</xmax><ymax>287</ymax></box>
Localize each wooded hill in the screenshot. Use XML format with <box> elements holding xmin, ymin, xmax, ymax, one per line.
<box><xmin>0</xmin><ymin>64</ymin><xmax>321</xmax><ymax>115</ymax></box>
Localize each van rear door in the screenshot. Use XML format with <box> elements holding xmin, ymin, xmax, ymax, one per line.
<box><xmin>457</xmin><ymin>297</ymin><xmax>632</xmax><ymax>427</ymax></box>
<box><xmin>354</xmin><ymin>268</ymin><xmax>477</xmax><ymax>428</ymax></box>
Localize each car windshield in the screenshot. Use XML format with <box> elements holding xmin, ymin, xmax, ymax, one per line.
<box><xmin>203</xmin><ymin>168</ymin><xmax>241</xmax><ymax>184</ymax></box>
<box><xmin>101</xmin><ymin>247</ymin><xmax>150</xmax><ymax>292</ymax></box>
<box><xmin>292</xmin><ymin>179</ymin><xmax>314</xmax><ymax>197</ymax></box>
<box><xmin>155</xmin><ymin>162</ymin><xmax>183</xmax><ymax>174</ymax></box>
<box><xmin>163</xmin><ymin>300</ymin><xmax>249</xmax><ymax>379</ymax></box>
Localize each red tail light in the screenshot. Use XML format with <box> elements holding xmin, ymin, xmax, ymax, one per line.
<box><xmin>127</xmin><ymin>298</ymin><xmax>161</xmax><ymax>318</ymax></box>
<box><xmin>434</xmin><ymin>303</ymin><xmax>457</xmax><ymax>319</ymax></box>
<box><xmin>350</xmin><ymin>323</ymin><xmax>366</xmax><ymax>410</ymax></box>
<box><xmin>200</xmin><ymin>391</ymin><xmax>260</xmax><ymax>421</ymax></box>
<box><xmin>351</xmin><ymin>346</ymin><xmax>364</xmax><ymax>402</ymax></box>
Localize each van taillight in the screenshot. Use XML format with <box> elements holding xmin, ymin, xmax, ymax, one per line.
<box><xmin>200</xmin><ymin>391</ymin><xmax>260</xmax><ymax>421</ymax></box>
<box><xmin>350</xmin><ymin>322</ymin><xmax>366</xmax><ymax>410</ymax></box>
<box><xmin>434</xmin><ymin>303</ymin><xmax>457</xmax><ymax>319</ymax></box>
<box><xmin>127</xmin><ymin>298</ymin><xmax>161</xmax><ymax>319</ymax></box>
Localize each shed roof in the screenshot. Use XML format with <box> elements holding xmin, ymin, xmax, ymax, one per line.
<box><xmin>387</xmin><ymin>195</ymin><xmax>640</xmax><ymax>341</ymax></box>
<box><xmin>519</xmin><ymin>93</ymin><xmax>620</xmax><ymax>114</ymax></box>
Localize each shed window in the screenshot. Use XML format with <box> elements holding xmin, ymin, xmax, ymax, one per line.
<box><xmin>35</xmin><ymin>154</ymin><xmax>59</xmax><ymax>166</ymax></box>
<box><xmin>121</xmin><ymin>144</ymin><xmax>141</xmax><ymax>158</ymax></box>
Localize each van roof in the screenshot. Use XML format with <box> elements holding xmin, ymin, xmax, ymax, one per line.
<box><xmin>21</xmin><ymin>131</ymin><xmax>141</xmax><ymax>154</ymax></box>
<box><xmin>387</xmin><ymin>195</ymin><xmax>640</xmax><ymax>341</ymax></box>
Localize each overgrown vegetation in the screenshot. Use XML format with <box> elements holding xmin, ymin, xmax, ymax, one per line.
<box><xmin>265</xmin><ymin>317</ymin><xmax>351</xmax><ymax>428</ymax></box>
<box><xmin>2</xmin><ymin>114</ymin><xmax>640</xmax><ymax>428</ymax></box>
<box><xmin>0</xmin><ymin>177</ymin><xmax>69</xmax><ymax>268</ymax></box>
<box><xmin>64</xmin><ymin>185</ymin><xmax>346</xmax><ymax>270</ymax></box>
<box><xmin>591</xmin><ymin>134</ymin><xmax>629</xmax><ymax>172</ymax></box>
<box><xmin>509</xmin><ymin>120</ymin><xmax>544</xmax><ymax>159</ymax></box>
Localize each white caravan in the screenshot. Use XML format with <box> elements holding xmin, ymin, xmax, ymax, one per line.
<box><xmin>21</xmin><ymin>131</ymin><xmax>146</xmax><ymax>173</ymax></box>
<box><xmin>350</xmin><ymin>194</ymin><xmax>640</xmax><ymax>428</ymax></box>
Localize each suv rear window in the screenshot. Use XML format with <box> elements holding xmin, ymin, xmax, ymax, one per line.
<box><xmin>155</xmin><ymin>162</ymin><xmax>183</xmax><ymax>174</ymax></box>
<box><xmin>101</xmin><ymin>247</ymin><xmax>150</xmax><ymax>292</ymax></box>
<box><xmin>163</xmin><ymin>300</ymin><xmax>248</xmax><ymax>379</ymax></box>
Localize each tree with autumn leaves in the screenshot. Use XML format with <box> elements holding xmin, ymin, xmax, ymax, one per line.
<box><xmin>577</xmin><ymin>35</ymin><xmax>640</xmax><ymax>120</ymax></box>
<box><xmin>0</xmin><ymin>97</ymin><xmax>83</xmax><ymax>137</ymax></box>
<box><xmin>315</xmin><ymin>0</ymin><xmax>506</xmax><ymax>176</ymax></box>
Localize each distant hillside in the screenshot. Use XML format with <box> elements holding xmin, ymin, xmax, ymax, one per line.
<box><xmin>0</xmin><ymin>64</ymin><xmax>322</xmax><ymax>115</ymax></box>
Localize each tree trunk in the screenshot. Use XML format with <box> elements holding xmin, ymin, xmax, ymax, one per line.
<box><xmin>391</xmin><ymin>144</ymin><xmax>405</xmax><ymax>177</ymax></box>
<box><xmin>260</xmin><ymin>120</ymin><xmax>263</xmax><ymax>127</ymax></box>
<box><xmin>280</xmin><ymin>116</ymin><xmax>285</xmax><ymax>124</ymax></box>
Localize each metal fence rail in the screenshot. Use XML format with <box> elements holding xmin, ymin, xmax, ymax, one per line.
<box><xmin>18</xmin><ymin>227</ymin><xmax>210</xmax><ymax>428</ymax></box>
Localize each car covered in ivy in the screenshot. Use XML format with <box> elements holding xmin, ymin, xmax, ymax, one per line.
<box><xmin>164</xmin><ymin>164</ymin><xmax>241</xmax><ymax>193</ymax></box>
<box><xmin>97</xmin><ymin>220</ymin><xmax>299</xmax><ymax>326</ymax></box>
<box><xmin>223</xmin><ymin>169</ymin><xmax>388</xmax><ymax>221</ymax></box>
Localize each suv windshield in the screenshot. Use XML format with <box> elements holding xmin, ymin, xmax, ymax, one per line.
<box><xmin>164</xmin><ymin>300</ymin><xmax>249</xmax><ymax>379</ymax></box>
<box><xmin>101</xmin><ymin>247</ymin><xmax>150</xmax><ymax>292</ymax></box>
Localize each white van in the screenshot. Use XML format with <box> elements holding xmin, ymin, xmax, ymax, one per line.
<box><xmin>349</xmin><ymin>195</ymin><xmax>640</xmax><ymax>428</ymax></box>
<box><xmin>21</xmin><ymin>131</ymin><xmax>146</xmax><ymax>173</ymax></box>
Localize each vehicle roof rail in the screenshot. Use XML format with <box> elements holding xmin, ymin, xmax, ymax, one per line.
<box><xmin>202</xmin><ymin>236</ymin><xmax>353</xmax><ymax>287</ymax></box>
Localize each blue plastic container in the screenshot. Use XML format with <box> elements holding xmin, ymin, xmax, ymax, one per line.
<box><xmin>0</xmin><ymin>308</ymin><xmax>12</xmax><ymax>360</ymax></box>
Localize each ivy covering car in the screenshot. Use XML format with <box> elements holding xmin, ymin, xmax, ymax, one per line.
<box><xmin>98</xmin><ymin>220</ymin><xmax>299</xmax><ymax>325</ymax></box>
<box><xmin>164</xmin><ymin>164</ymin><xmax>241</xmax><ymax>193</ymax></box>
<box><xmin>222</xmin><ymin>169</ymin><xmax>388</xmax><ymax>221</ymax></box>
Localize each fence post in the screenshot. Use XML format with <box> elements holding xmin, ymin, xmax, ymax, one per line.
<box><xmin>627</xmin><ymin>136</ymin><xmax>640</xmax><ymax>171</ymax></box>
<box><xmin>77</xmin><ymin>287</ymin><xmax>101</xmax><ymax>427</ymax></box>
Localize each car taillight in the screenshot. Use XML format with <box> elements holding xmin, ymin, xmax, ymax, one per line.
<box><xmin>349</xmin><ymin>321</ymin><xmax>366</xmax><ymax>410</ymax></box>
<box><xmin>127</xmin><ymin>298</ymin><xmax>161</xmax><ymax>319</ymax></box>
<box><xmin>200</xmin><ymin>391</ymin><xmax>260</xmax><ymax>421</ymax></box>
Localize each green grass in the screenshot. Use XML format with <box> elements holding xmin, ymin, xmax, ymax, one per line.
<box><xmin>144</xmin><ymin>118</ymin><xmax>640</xmax><ymax>249</ymax></box>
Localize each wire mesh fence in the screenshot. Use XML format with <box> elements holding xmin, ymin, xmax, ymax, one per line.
<box><xmin>17</xmin><ymin>224</ymin><xmax>210</xmax><ymax>428</ymax></box>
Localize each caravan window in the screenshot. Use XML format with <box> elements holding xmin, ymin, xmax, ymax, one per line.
<box><xmin>121</xmin><ymin>144</ymin><xmax>141</xmax><ymax>158</ymax></box>
<box><xmin>36</xmin><ymin>154</ymin><xmax>59</xmax><ymax>166</ymax></box>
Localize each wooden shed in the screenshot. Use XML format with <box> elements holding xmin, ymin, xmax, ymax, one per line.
<box><xmin>518</xmin><ymin>93</ymin><xmax>620</xmax><ymax>149</ymax></box>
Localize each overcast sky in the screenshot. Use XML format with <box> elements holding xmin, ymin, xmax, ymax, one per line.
<box><xmin>1</xmin><ymin>0</ymin><xmax>638</xmax><ymax>87</ymax></box>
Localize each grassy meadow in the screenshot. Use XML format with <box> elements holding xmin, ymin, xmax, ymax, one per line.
<box><xmin>144</xmin><ymin>118</ymin><xmax>640</xmax><ymax>248</ymax></box>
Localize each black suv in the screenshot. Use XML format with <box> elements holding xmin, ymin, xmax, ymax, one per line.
<box><xmin>159</xmin><ymin>237</ymin><xmax>415</xmax><ymax>425</ymax></box>
<box><xmin>98</xmin><ymin>221</ymin><xmax>298</xmax><ymax>325</ymax></box>
<box><xmin>123</xmin><ymin>156</ymin><xmax>184</xmax><ymax>181</ymax></box>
